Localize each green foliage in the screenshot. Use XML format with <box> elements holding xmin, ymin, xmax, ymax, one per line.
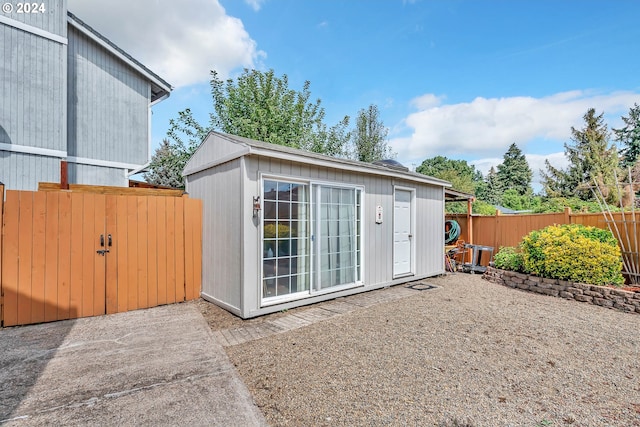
<box><xmin>614</xmin><ymin>103</ymin><xmax>640</xmax><ymax>168</ymax></box>
<box><xmin>541</xmin><ymin>108</ymin><xmax>620</xmax><ymax>203</ymax></box>
<box><xmin>493</xmin><ymin>246</ymin><xmax>524</xmax><ymax>272</ymax></box>
<box><xmin>520</xmin><ymin>224</ymin><xmax>623</xmax><ymax>286</ymax></box>
<box><xmin>476</xmin><ymin>166</ymin><xmax>503</xmax><ymax>205</ymax></box>
<box><xmin>148</xmin><ymin>69</ymin><xmax>352</xmax><ymax>187</ymax></box>
<box><xmin>350</xmin><ymin>104</ymin><xmax>393</xmax><ymax>162</ymax></box>
<box><xmin>444</xmin><ymin>200</ymin><xmax>496</xmax><ymax>215</ymax></box>
<box><xmin>497</xmin><ymin>143</ymin><xmax>532</xmax><ymax>195</ymax></box>
<box><xmin>144</xmin><ymin>139</ymin><xmax>193</xmax><ymax>189</ymax></box>
<box><xmin>263</xmin><ymin>223</ymin><xmax>290</xmax><ymax>238</ymax></box>
<box><xmin>417</xmin><ymin>156</ymin><xmax>483</xmax><ymax>195</ymax></box>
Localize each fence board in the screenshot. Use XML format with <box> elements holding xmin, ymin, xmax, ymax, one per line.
<box><xmin>146</xmin><ymin>197</ymin><xmax>158</xmax><ymax>308</ymax></box>
<box><xmin>166</xmin><ymin>197</ymin><xmax>177</xmax><ymax>304</ymax></box>
<box><xmin>17</xmin><ymin>192</ymin><xmax>33</xmax><ymax>326</ymax></box>
<box><xmin>137</xmin><ymin>196</ymin><xmax>149</xmax><ymax>309</ymax></box>
<box><xmin>44</xmin><ymin>193</ymin><xmax>59</xmax><ymax>322</ymax></box>
<box><xmin>57</xmin><ymin>193</ymin><xmax>71</xmax><ymax>320</ymax></box>
<box><xmin>105</xmin><ymin>196</ymin><xmax>118</xmax><ymax>314</ymax></box>
<box><xmin>31</xmin><ymin>192</ymin><xmax>47</xmax><ymax>324</ymax></box>
<box><xmin>156</xmin><ymin>198</ymin><xmax>168</xmax><ymax>306</ymax></box>
<box><xmin>93</xmin><ymin>195</ymin><xmax>106</xmax><ymax>316</ymax></box>
<box><xmin>3</xmin><ymin>191</ymin><xmax>20</xmax><ymax>326</ymax></box>
<box><xmin>69</xmin><ymin>193</ymin><xmax>84</xmax><ymax>318</ymax></box>
<box><xmin>115</xmin><ymin>196</ymin><xmax>128</xmax><ymax>313</ymax></box>
<box><xmin>175</xmin><ymin>197</ymin><xmax>186</xmax><ymax>301</ymax></box>
<box><xmin>126</xmin><ymin>196</ymin><xmax>139</xmax><ymax>311</ymax></box>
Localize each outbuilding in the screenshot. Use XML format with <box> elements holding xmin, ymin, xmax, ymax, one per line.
<box><xmin>184</xmin><ymin>132</ymin><xmax>451</xmax><ymax>318</ymax></box>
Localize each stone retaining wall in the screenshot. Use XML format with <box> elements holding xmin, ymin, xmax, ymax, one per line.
<box><xmin>483</xmin><ymin>267</ymin><xmax>640</xmax><ymax>314</ymax></box>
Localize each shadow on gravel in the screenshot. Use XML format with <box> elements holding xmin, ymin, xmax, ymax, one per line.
<box><xmin>0</xmin><ymin>290</ymin><xmax>77</xmax><ymax>422</ymax></box>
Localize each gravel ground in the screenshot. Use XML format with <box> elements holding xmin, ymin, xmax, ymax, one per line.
<box><xmin>199</xmin><ymin>274</ymin><xmax>640</xmax><ymax>427</ymax></box>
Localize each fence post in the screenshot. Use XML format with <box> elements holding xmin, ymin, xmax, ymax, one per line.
<box><xmin>0</xmin><ymin>182</ymin><xmax>4</xmax><ymax>326</ymax></box>
<box><xmin>564</xmin><ymin>206</ymin><xmax>572</xmax><ymax>224</ymax></box>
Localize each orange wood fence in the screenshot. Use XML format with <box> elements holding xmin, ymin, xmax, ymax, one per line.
<box><xmin>447</xmin><ymin>207</ymin><xmax>639</xmax><ymax>267</ymax></box>
<box><xmin>0</xmin><ymin>185</ymin><xmax>202</xmax><ymax>327</ymax></box>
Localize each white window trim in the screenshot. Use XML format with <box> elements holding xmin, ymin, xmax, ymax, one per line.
<box><xmin>0</xmin><ymin>15</ymin><xmax>68</xmax><ymax>45</ymax></box>
<box><xmin>258</xmin><ymin>174</ymin><xmax>364</xmax><ymax>307</ymax></box>
<box><xmin>392</xmin><ymin>185</ymin><xmax>417</xmax><ymax>279</ymax></box>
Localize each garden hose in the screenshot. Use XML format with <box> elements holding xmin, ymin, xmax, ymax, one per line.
<box><xmin>445</xmin><ymin>220</ymin><xmax>461</xmax><ymax>244</ymax></box>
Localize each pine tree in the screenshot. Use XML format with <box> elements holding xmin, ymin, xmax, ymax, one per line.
<box><xmin>613</xmin><ymin>103</ymin><xmax>640</xmax><ymax>168</ymax></box>
<box><xmin>496</xmin><ymin>143</ymin><xmax>532</xmax><ymax>195</ymax></box>
<box><xmin>350</xmin><ymin>104</ymin><xmax>393</xmax><ymax>162</ymax></box>
<box><xmin>481</xmin><ymin>166</ymin><xmax>504</xmax><ymax>205</ymax></box>
<box><xmin>542</xmin><ymin>108</ymin><xmax>620</xmax><ymax>202</ymax></box>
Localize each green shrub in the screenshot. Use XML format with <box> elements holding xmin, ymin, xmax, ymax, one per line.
<box><xmin>520</xmin><ymin>224</ymin><xmax>623</xmax><ymax>286</ymax></box>
<box><xmin>493</xmin><ymin>246</ymin><xmax>524</xmax><ymax>272</ymax></box>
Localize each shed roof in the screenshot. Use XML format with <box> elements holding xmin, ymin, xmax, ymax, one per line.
<box><xmin>183</xmin><ymin>132</ymin><xmax>452</xmax><ymax>188</ymax></box>
<box><xmin>67</xmin><ymin>12</ymin><xmax>172</xmax><ymax>103</ymax></box>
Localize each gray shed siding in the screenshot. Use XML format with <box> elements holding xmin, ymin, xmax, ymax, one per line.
<box><xmin>67</xmin><ymin>24</ymin><xmax>149</xmax><ymax>165</ymax></box>
<box><xmin>188</xmin><ymin>159</ymin><xmax>244</xmax><ymax>314</ymax></box>
<box><xmin>185</xmin><ymin>133</ymin><xmax>448</xmax><ymax>318</ymax></box>
<box><xmin>239</xmin><ymin>157</ymin><xmax>445</xmax><ymax>317</ymax></box>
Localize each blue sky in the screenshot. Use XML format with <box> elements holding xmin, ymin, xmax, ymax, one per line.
<box><xmin>69</xmin><ymin>0</ymin><xmax>640</xmax><ymax>189</ymax></box>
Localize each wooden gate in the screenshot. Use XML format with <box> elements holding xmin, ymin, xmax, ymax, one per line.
<box><xmin>0</xmin><ymin>186</ymin><xmax>202</xmax><ymax>327</ymax></box>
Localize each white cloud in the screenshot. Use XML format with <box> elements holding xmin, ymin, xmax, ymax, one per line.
<box><xmin>244</xmin><ymin>0</ymin><xmax>266</xmax><ymax>11</ymax></box>
<box><xmin>391</xmin><ymin>90</ymin><xmax>640</xmax><ymax>166</ymax></box>
<box><xmin>68</xmin><ymin>0</ymin><xmax>265</xmax><ymax>88</ymax></box>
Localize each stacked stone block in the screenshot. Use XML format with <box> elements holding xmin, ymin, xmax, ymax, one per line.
<box><xmin>483</xmin><ymin>267</ymin><xmax>640</xmax><ymax>314</ymax></box>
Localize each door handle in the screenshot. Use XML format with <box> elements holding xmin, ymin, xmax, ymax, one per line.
<box><xmin>100</xmin><ymin>234</ymin><xmax>105</xmax><ymax>247</ymax></box>
<box><xmin>96</xmin><ymin>249</ymin><xmax>110</xmax><ymax>256</ymax></box>
<box><xmin>108</xmin><ymin>234</ymin><xmax>112</xmax><ymax>247</ymax></box>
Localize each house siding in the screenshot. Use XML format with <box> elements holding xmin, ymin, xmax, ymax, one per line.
<box><xmin>0</xmin><ymin>152</ymin><xmax>60</xmax><ymax>191</ymax></box>
<box><xmin>67</xmin><ymin>24</ymin><xmax>149</xmax><ymax>166</ymax></box>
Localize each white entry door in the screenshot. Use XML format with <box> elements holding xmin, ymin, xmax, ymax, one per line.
<box><xmin>393</xmin><ymin>188</ymin><xmax>413</xmax><ymax>277</ymax></box>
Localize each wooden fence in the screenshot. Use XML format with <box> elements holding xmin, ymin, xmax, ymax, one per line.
<box><xmin>0</xmin><ymin>184</ymin><xmax>202</xmax><ymax>327</ymax></box>
<box><xmin>447</xmin><ymin>207</ymin><xmax>639</xmax><ymax>267</ymax></box>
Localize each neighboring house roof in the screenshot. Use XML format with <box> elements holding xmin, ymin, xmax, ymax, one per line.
<box><xmin>183</xmin><ymin>131</ymin><xmax>452</xmax><ymax>188</ymax></box>
<box><xmin>493</xmin><ymin>205</ymin><xmax>533</xmax><ymax>214</ymax></box>
<box><xmin>67</xmin><ymin>12</ymin><xmax>172</xmax><ymax>103</ymax></box>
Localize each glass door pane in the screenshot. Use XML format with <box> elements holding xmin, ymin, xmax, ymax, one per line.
<box><xmin>262</xmin><ymin>179</ymin><xmax>310</xmax><ymax>299</ymax></box>
<box><xmin>315</xmin><ymin>185</ymin><xmax>357</xmax><ymax>290</ymax></box>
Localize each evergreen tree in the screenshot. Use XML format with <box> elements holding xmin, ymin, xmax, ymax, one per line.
<box><xmin>614</xmin><ymin>103</ymin><xmax>640</xmax><ymax>168</ymax></box>
<box><xmin>144</xmin><ymin>139</ymin><xmax>191</xmax><ymax>188</ymax></box>
<box><xmin>496</xmin><ymin>143</ymin><xmax>532</xmax><ymax>195</ymax></box>
<box><xmin>542</xmin><ymin>108</ymin><xmax>620</xmax><ymax>202</ymax></box>
<box><xmin>350</xmin><ymin>104</ymin><xmax>393</xmax><ymax>162</ymax></box>
<box><xmin>478</xmin><ymin>166</ymin><xmax>503</xmax><ymax>205</ymax></box>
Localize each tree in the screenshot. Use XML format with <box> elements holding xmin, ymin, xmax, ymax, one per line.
<box><xmin>147</xmin><ymin>69</ymin><xmax>351</xmax><ymax>186</ymax></box>
<box><xmin>350</xmin><ymin>104</ymin><xmax>393</xmax><ymax>162</ymax></box>
<box><xmin>144</xmin><ymin>139</ymin><xmax>192</xmax><ymax>188</ymax></box>
<box><xmin>416</xmin><ymin>156</ymin><xmax>482</xmax><ymax>194</ymax></box>
<box><xmin>497</xmin><ymin>143</ymin><xmax>532</xmax><ymax>195</ymax></box>
<box><xmin>477</xmin><ymin>166</ymin><xmax>503</xmax><ymax>205</ymax></box>
<box><xmin>542</xmin><ymin>108</ymin><xmax>620</xmax><ymax>202</ymax></box>
<box><xmin>614</xmin><ymin>103</ymin><xmax>640</xmax><ymax>168</ymax></box>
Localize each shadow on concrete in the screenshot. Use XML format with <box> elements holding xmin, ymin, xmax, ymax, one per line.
<box><xmin>0</xmin><ymin>289</ymin><xmax>77</xmax><ymax>422</ymax></box>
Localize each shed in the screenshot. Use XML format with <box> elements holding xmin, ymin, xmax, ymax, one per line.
<box><xmin>184</xmin><ymin>132</ymin><xmax>451</xmax><ymax>318</ymax></box>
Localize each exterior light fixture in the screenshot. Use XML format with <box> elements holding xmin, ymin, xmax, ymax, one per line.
<box><xmin>253</xmin><ymin>196</ymin><xmax>261</xmax><ymax>217</ymax></box>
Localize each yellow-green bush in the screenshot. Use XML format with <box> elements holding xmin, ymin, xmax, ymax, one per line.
<box><xmin>520</xmin><ymin>224</ymin><xmax>623</xmax><ymax>286</ymax></box>
<box><xmin>493</xmin><ymin>246</ymin><xmax>524</xmax><ymax>272</ymax></box>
